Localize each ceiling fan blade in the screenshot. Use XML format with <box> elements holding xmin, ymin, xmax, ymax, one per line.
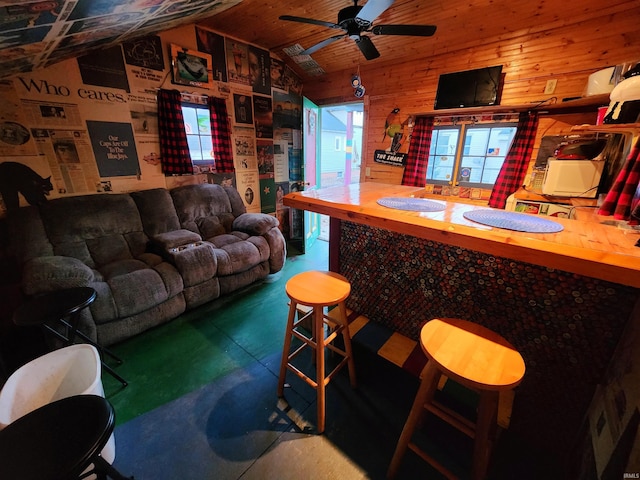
<box><xmin>279</xmin><ymin>15</ymin><xmax>341</xmax><ymax>30</ymax></box>
<box><xmin>371</xmin><ymin>24</ymin><xmax>437</xmax><ymax>36</ymax></box>
<box><xmin>356</xmin><ymin>0</ymin><xmax>395</xmax><ymax>24</ymax></box>
<box><xmin>355</xmin><ymin>35</ymin><xmax>380</xmax><ymax>60</ymax></box>
<box><xmin>302</xmin><ymin>35</ymin><xmax>346</xmax><ymax>55</ymax></box>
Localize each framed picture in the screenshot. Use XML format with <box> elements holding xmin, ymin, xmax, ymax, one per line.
<box><xmin>170</xmin><ymin>44</ymin><xmax>213</xmax><ymax>89</ymax></box>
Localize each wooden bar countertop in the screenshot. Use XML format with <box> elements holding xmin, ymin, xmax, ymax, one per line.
<box><xmin>284</xmin><ymin>182</ymin><xmax>640</xmax><ymax>288</ymax></box>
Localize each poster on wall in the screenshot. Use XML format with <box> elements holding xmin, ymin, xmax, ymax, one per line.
<box><xmin>283</xmin><ymin>65</ymin><xmax>302</xmax><ymax>95</ymax></box>
<box><xmin>253</xmin><ymin>95</ymin><xmax>273</xmax><ymax>139</ymax></box>
<box><xmin>235</xmin><ymin>170</ymin><xmax>260</xmax><ymax>213</ymax></box>
<box><xmin>77</xmin><ymin>45</ymin><xmax>130</xmax><ymax>92</ymax></box>
<box><xmin>232</xmin><ymin>125</ymin><xmax>256</xmax><ymax>171</ymax></box>
<box><xmin>273</xmin><ymin>90</ymin><xmax>301</xmax><ymax>130</ymax></box>
<box><xmin>226</xmin><ymin>40</ymin><xmax>250</xmax><ymax>86</ymax></box>
<box><xmin>259</xmin><ymin>177</ymin><xmax>276</xmax><ymax>214</ymax></box>
<box><xmin>31</xmin><ymin>128</ymin><xmax>101</xmax><ymax>195</ymax></box>
<box><xmin>68</xmin><ymin>0</ymin><xmax>164</xmax><ymax>20</ymax></box>
<box><xmin>195</xmin><ymin>26</ymin><xmax>227</xmax><ymax>83</ymax></box>
<box><xmin>275</xmin><ymin>181</ymin><xmax>290</xmax><ymax>237</ymax></box>
<box><xmin>129</xmin><ymin>103</ymin><xmax>157</xmax><ymax>136</ymax></box>
<box><xmin>122</xmin><ymin>35</ymin><xmax>165</xmax><ymax>71</ymax></box>
<box><xmin>170</xmin><ymin>44</ymin><xmax>213</xmax><ymax>90</ymax></box>
<box><xmin>0</xmin><ymin>121</ymin><xmax>33</xmax><ymax>156</ymax></box>
<box><xmin>248</xmin><ymin>45</ymin><xmax>270</xmax><ymax>95</ymax></box>
<box><xmin>257</xmin><ymin>140</ymin><xmax>274</xmax><ymax>176</ymax></box>
<box><xmin>270</xmin><ymin>58</ymin><xmax>286</xmax><ymax>91</ymax></box>
<box><xmin>207</xmin><ymin>172</ymin><xmax>235</xmax><ymax>188</ymax></box>
<box><xmin>233</xmin><ymin>94</ymin><xmax>253</xmax><ymax>125</ymax></box>
<box><xmin>273</xmin><ymin>141</ymin><xmax>289</xmax><ymax>182</ymax></box>
<box><xmin>86</xmin><ymin>120</ymin><xmax>140</xmax><ymax>177</ymax></box>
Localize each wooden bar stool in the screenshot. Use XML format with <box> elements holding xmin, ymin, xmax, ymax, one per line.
<box><xmin>277</xmin><ymin>270</ymin><xmax>357</xmax><ymax>434</ymax></box>
<box><xmin>387</xmin><ymin>318</ymin><xmax>526</xmax><ymax>480</ymax></box>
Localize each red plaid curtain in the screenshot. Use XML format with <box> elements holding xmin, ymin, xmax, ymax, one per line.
<box><xmin>488</xmin><ymin>111</ymin><xmax>539</xmax><ymax>209</ymax></box>
<box><xmin>208</xmin><ymin>96</ymin><xmax>235</xmax><ymax>174</ymax></box>
<box><xmin>401</xmin><ymin>116</ymin><xmax>434</xmax><ymax>186</ymax></box>
<box><xmin>598</xmin><ymin>136</ymin><xmax>640</xmax><ymax>224</ymax></box>
<box><xmin>157</xmin><ymin>89</ymin><xmax>193</xmax><ymax>175</ymax></box>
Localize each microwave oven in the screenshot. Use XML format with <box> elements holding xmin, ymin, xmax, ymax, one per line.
<box><xmin>541</xmin><ymin>158</ymin><xmax>605</xmax><ymax>197</ymax></box>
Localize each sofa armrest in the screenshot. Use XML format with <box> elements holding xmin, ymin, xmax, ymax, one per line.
<box><xmin>150</xmin><ymin>229</ymin><xmax>202</xmax><ymax>250</ymax></box>
<box><xmin>21</xmin><ymin>256</ymin><xmax>95</xmax><ymax>295</ymax></box>
<box><xmin>165</xmin><ymin>241</ymin><xmax>218</xmax><ymax>287</ymax></box>
<box><xmin>232</xmin><ymin>213</ymin><xmax>279</xmax><ymax>236</ymax></box>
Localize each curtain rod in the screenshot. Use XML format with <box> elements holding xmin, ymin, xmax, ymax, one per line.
<box><xmin>428</xmin><ymin>112</ymin><xmax>520</xmax><ymax>124</ymax></box>
<box><xmin>156</xmin><ymin>87</ymin><xmax>210</xmax><ymax>99</ymax></box>
<box><xmin>431</xmin><ymin>112</ymin><xmax>518</xmax><ymax>120</ymax></box>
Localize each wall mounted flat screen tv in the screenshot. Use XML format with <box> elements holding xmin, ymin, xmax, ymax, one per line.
<box><xmin>434</xmin><ymin>65</ymin><xmax>504</xmax><ymax>110</ymax></box>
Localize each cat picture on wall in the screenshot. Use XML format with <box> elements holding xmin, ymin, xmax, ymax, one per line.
<box><xmin>0</xmin><ymin>161</ymin><xmax>53</xmax><ymax>211</ymax></box>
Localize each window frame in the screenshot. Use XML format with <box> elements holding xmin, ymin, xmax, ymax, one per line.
<box><xmin>181</xmin><ymin>101</ymin><xmax>215</xmax><ymax>169</ymax></box>
<box><xmin>426</xmin><ymin>121</ymin><xmax>518</xmax><ymax>189</ymax></box>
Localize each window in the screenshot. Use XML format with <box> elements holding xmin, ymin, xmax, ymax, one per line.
<box><xmin>426</xmin><ymin>122</ymin><xmax>517</xmax><ymax>188</ymax></box>
<box><xmin>181</xmin><ymin>103</ymin><xmax>214</xmax><ymax>166</ymax></box>
<box><xmin>334</xmin><ymin>136</ymin><xmax>342</xmax><ymax>151</ymax></box>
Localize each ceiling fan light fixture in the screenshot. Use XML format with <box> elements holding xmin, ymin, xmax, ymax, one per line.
<box><xmin>279</xmin><ymin>0</ymin><xmax>437</xmax><ymax>62</ymax></box>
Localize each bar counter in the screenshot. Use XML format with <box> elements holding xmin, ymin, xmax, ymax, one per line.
<box><xmin>284</xmin><ymin>182</ymin><xmax>640</xmax><ymax>466</ymax></box>
<box><xmin>284</xmin><ymin>182</ymin><xmax>640</xmax><ymax>288</ymax></box>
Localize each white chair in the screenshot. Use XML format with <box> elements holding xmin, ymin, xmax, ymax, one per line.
<box><xmin>0</xmin><ymin>344</ymin><xmax>116</xmax><ymax>470</ymax></box>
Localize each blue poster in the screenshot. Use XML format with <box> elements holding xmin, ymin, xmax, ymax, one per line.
<box><xmin>86</xmin><ymin>121</ymin><xmax>140</xmax><ymax>177</ymax></box>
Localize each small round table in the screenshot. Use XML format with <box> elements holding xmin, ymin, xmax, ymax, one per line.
<box><xmin>0</xmin><ymin>395</ymin><xmax>132</xmax><ymax>479</ymax></box>
<box><xmin>12</xmin><ymin>287</ymin><xmax>127</xmax><ymax>387</ymax></box>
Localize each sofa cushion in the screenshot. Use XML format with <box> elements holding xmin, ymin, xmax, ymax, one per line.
<box><xmin>197</xmin><ymin>214</ymin><xmax>234</xmax><ymax>238</ymax></box>
<box><xmin>209</xmin><ymin>233</ymin><xmax>269</xmax><ymax>276</ymax></box>
<box><xmin>97</xmin><ymin>258</ymin><xmax>174</xmax><ymax>318</ymax></box>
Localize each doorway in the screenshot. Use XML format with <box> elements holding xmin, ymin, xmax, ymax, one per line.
<box><xmin>317</xmin><ymin>102</ymin><xmax>364</xmax><ymax>239</ymax></box>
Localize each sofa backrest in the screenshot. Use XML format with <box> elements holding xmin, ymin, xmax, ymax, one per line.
<box><xmin>170</xmin><ymin>184</ymin><xmax>246</xmax><ymax>239</ymax></box>
<box><xmin>32</xmin><ymin>194</ymin><xmax>147</xmax><ymax>268</ymax></box>
<box><xmin>130</xmin><ymin>188</ymin><xmax>182</xmax><ymax>237</ymax></box>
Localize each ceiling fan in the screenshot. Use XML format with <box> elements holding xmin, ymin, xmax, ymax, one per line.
<box><xmin>279</xmin><ymin>0</ymin><xmax>437</xmax><ymax>60</ymax></box>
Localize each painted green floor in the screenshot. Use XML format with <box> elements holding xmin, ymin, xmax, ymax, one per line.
<box><xmin>102</xmin><ymin>239</ymin><xmax>329</xmax><ymax>425</ymax></box>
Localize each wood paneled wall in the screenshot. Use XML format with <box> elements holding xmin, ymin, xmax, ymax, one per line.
<box><xmin>303</xmin><ymin>3</ymin><xmax>640</xmax><ymax>186</ymax></box>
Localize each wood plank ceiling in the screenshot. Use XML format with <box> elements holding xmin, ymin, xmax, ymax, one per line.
<box><xmin>1</xmin><ymin>0</ymin><xmax>638</xmax><ymax>82</ymax></box>
<box><xmin>199</xmin><ymin>0</ymin><xmax>639</xmax><ymax>80</ymax></box>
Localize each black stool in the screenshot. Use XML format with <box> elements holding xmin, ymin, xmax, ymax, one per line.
<box><xmin>12</xmin><ymin>287</ymin><xmax>127</xmax><ymax>387</ymax></box>
<box><xmin>0</xmin><ymin>395</ymin><xmax>132</xmax><ymax>480</ymax></box>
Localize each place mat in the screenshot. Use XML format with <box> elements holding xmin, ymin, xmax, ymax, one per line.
<box><xmin>377</xmin><ymin>197</ymin><xmax>446</xmax><ymax>212</ymax></box>
<box><xmin>463</xmin><ymin>209</ymin><xmax>564</xmax><ymax>233</ymax></box>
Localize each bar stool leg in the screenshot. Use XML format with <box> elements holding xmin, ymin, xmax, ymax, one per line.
<box><xmin>387</xmin><ymin>361</ymin><xmax>440</xmax><ymax>479</ymax></box>
<box><xmin>472</xmin><ymin>390</ymin><xmax>499</xmax><ymax>480</ymax></box>
<box><xmin>315</xmin><ymin>305</ymin><xmax>326</xmax><ymax>434</ymax></box>
<box><xmin>277</xmin><ymin>301</ymin><xmax>298</xmax><ymax>397</ymax></box>
<box><xmin>338</xmin><ymin>301</ymin><xmax>357</xmax><ymax>388</ymax></box>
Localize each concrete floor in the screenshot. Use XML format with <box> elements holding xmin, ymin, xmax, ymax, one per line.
<box><xmin>101</xmin><ymin>239</ymin><xmax>561</xmax><ymax>479</ymax></box>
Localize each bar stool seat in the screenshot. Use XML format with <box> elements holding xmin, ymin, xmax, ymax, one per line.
<box><xmin>387</xmin><ymin>318</ymin><xmax>526</xmax><ymax>480</ymax></box>
<box><xmin>277</xmin><ymin>270</ymin><xmax>357</xmax><ymax>434</ymax></box>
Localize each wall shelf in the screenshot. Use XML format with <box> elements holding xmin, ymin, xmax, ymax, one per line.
<box><xmin>416</xmin><ymin>94</ymin><xmax>611</xmax><ymax>118</ymax></box>
<box><xmin>571</xmin><ymin>123</ymin><xmax>640</xmax><ymax>136</ymax></box>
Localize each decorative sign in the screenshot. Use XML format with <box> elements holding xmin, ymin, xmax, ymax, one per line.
<box><xmin>170</xmin><ymin>44</ymin><xmax>213</xmax><ymax>89</ymax></box>
<box><xmin>374</xmin><ymin>149</ymin><xmax>407</xmax><ymax>167</ymax></box>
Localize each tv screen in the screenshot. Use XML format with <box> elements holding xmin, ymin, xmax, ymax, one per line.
<box><xmin>434</xmin><ymin>65</ymin><xmax>503</xmax><ymax>110</ymax></box>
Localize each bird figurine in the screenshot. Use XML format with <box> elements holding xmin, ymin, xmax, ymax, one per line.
<box><xmin>383</xmin><ymin>108</ymin><xmax>401</xmax><ymax>141</ymax></box>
